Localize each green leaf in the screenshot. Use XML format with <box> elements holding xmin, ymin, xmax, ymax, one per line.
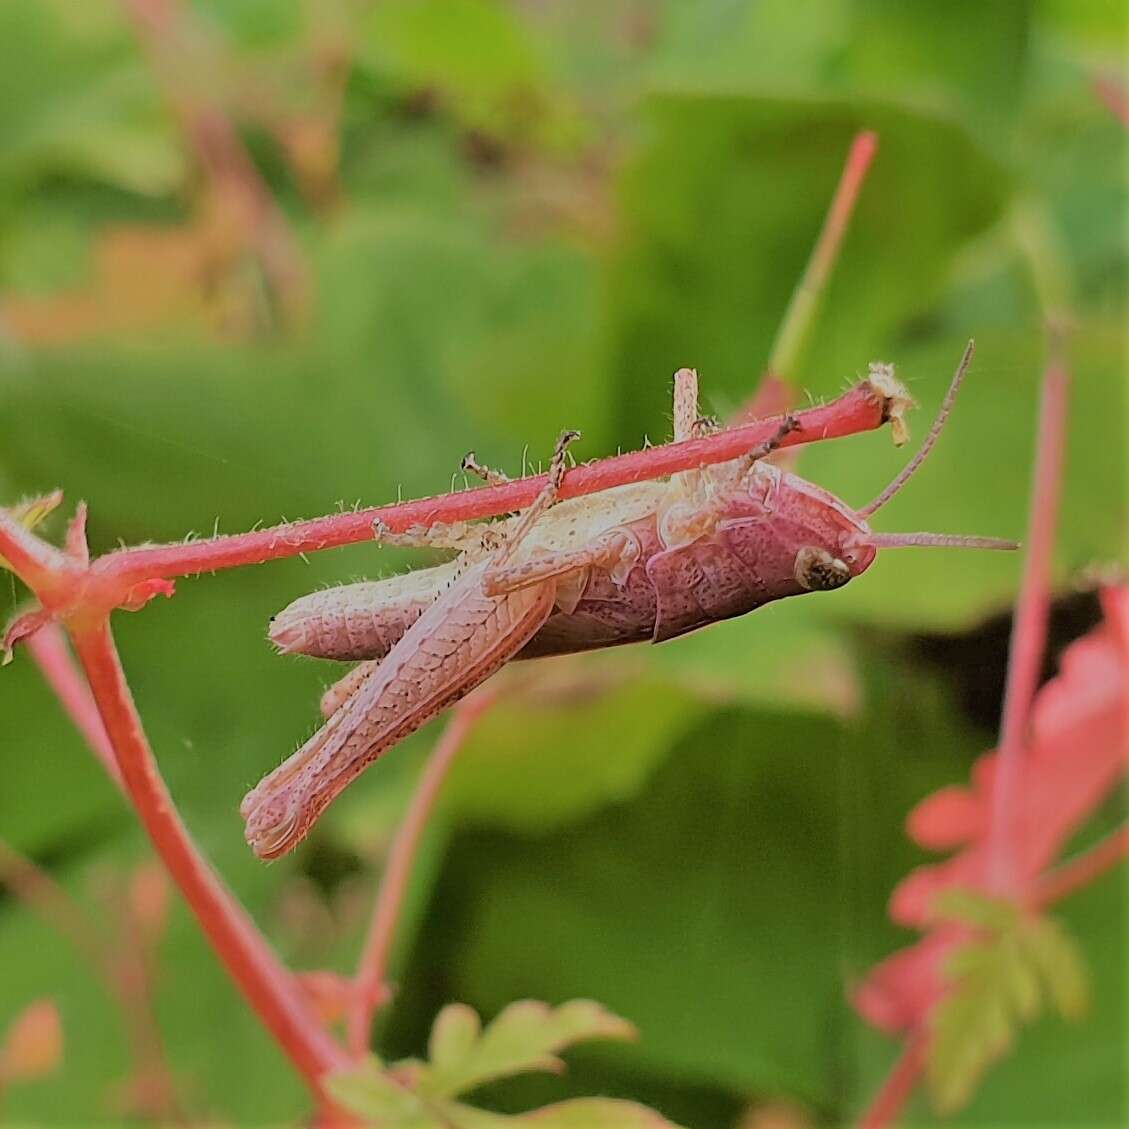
<box><xmin>931</xmin><ymin>888</ymin><xmax>1021</xmax><ymax>932</ymax></box>
<box><xmin>0</xmin><ymin>0</ymin><xmax>181</xmax><ymax>196</ymax></box>
<box><xmin>609</xmin><ymin>94</ymin><xmax>1009</xmax><ymax>432</ymax></box>
<box><xmin>1020</xmin><ymin>916</ymin><xmax>1090</xmax><ymax>1021</ymax></box>
<box><xmin>441</xmin><ymin>671</ymin><xmax>706</xmax><ymax>835</ymax></box>
<box><xmin>393</xmin><ymin>667</ymin><xmax>985</xmax><ymax>1105</ymax></box>
<box><xmin>327</xmin><ymin>1056</ymin><xmax>436</xmax><ymax>1127</ymax></box>
<box><xmin>429</xmin><ymin>1003</ymin><xmax>483</xmax><ymax>1069</ymax></box>
<box><xmin>329</xmin><ymin>1007</ymin><xmax>660</xmax><ymax>1128</ymax></box>
<box><xmin>358</xmin><ymin>0</ymin><xmax>578</xmax><ymax>148</ymax></box>
<box><xmin>420</xmin><ymin>1000</ymin><xmax>636</xmax><ymax>1099</ymax></box>
<box><xmin>928</xmin><ymin>902</ymin><xmax>1092</xmax><ymax>1114</ymax></box>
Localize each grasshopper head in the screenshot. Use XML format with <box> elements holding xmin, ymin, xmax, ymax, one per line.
<box><xmin>795</xmin><ymin>341</ymin><xmax>1018</xmax><ymax>588</ymax></box>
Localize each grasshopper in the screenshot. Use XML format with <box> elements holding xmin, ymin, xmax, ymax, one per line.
<box><xmin>242</xmin><ymin>346</ymin><xmax>1015</xmax><ymax>858</ymax></box>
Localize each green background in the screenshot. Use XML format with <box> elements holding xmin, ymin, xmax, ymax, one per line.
<box><xmin>0</xmin><ymin>1</ymin><xmax>1125</xmax><ymax>1125</ymax></box>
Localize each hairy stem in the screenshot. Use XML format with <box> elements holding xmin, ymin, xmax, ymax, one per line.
<box><xmin>67</xmin><ymin>618</ymin><xmax>347</xmax><ymax>1093</ymax></box>
<box><xmin>989</xmin><ymin>334</ymin><xmax>1070</xmax><ymax>891</ymax></box>
<box><xmin>347</xmin><ymin>691</ymin><xmax>497</xmax><ymax>1055</ymax></box>
<box><xmin>89</xmin><ymin>378</ymin><xmax>893</xmax><ymax>590</ymax></box>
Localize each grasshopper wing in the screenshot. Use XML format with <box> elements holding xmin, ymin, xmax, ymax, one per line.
<box><xmin>242</xmin><ymin>559</ymin><xmax>556</xmax><ymax>858</ymax></box>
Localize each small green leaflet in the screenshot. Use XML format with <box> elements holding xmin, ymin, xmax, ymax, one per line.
<box><xmin>928</xmin><ymin>890</ymin><xmax>1090</xmax><ymax>1114</ymax></box>
<box><xmin>327</xmin><ymin>999</ymin><xmax>686</xmax><ymax>1128</ymax></box>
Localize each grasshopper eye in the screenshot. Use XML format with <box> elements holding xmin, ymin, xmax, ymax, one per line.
<box><xmin>794</xmin><ymin>546</ymin><xmax>851</xmax><ymax>592</ymax></box>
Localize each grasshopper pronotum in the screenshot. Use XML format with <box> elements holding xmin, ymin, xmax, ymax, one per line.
<box><xmin>242</xmin><ymin>345</ymin><xmax>1015</xmax><ymax>858</ymax></box>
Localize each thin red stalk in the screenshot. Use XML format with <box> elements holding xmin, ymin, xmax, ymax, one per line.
<box><xmin>0</xmin><ymin>841</ymin><xmax>107</xmax><ymax>972</ymax></box>
<box><xmin>25</xmin><ymin>624</ymin><xmax>122</xmax><ymax>790</ymax></box>
<box><xmin>67</xmin><ymin>618</ymin><xmax>347</xmax><ymax>1093</ymax></box>
<box><xmin>0</xmin><ymin>843</ymin><xmax>180</xmax><ymax>1118</ymax></box>
<box><xmin>111</xmin><ymin>885</ymin><xmax>181</xmax><ymax>1120</ymax></box>
<box><xmin>92</xmin><ymin>380</ymin><xmax>890</xmax><ymax>588</ymax></box>
<box><xmin>1032</xmin><ymin>822</ymin><xmax>1129</xmax><ymax>909</ymax></box>
<box><xmin>989</xmin><ymin>337</ymin><xmax>1070</xmax><ymax>891</ymax></box>
<box><xmin>1094</xmin><ymin>74</ymin><xmax>1129</xmax><ymax>129</ymax></box>
<box><xmin>856</xmin><ymin>1032</ymin><xmax>927</xmax><ymax>1129</ymax></box>
<box><xmin>123</xmin><ymin>0</ymin><xmax>307</xmax><ymax>318</ymax></box>
<box><xmin>766</xmin><ymin>131</ymin><xmax>879</xmax><ymax>381</ymax></box>
<box><xmin>346</xmin><ymin>691</ymin><xmax>496</xmax><ymax>1056</ymax></box>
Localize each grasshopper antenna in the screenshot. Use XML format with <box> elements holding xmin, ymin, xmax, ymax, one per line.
<box><xmin>857</xmin><ymin>531</ymin><xmax>1018</xmax><ymax>550</ymax></box>
<box><xmin>850</xmin><ymin>340</ymin><xmax>1019</xmax><ymax>551</ymax></box>
<box><xmin>857</xmin><ymin>338</ymin><xmax>974</xmax><ymax>520</ymax></box>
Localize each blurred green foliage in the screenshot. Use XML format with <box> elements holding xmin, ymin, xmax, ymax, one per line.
<box><xmin>0</xmin><ymin>1</ymin><xmax>1125</xmax><ymax>1125</ymax></box>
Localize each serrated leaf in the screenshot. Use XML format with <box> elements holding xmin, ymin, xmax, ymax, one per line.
<box><xmin>326</xmin><ymin>1056</ymin><xmax>436</xmax><ymax>1127</ymax></box>
<box><xmin>1021</xmin><ymin>916</ymin><xmax>1091</xmax><ymax>1021</ymax></box>
<box><xmin>931</xmin><ymin>888</ymin><xmax>1021</xmax><ymax>932</ymax></box>
<box><xmin>419</xmin><ymin>1000</ymin><xmax>636</xmax><ymax>1099</ymax></box>
<box><xmin>928</xmin><ymin>907</ymin><xmax>1092</xmax><ymax>1113</ymax></box>
<box><xmin>929</xmin><ymin>963</ymin><xmax>1015</xmax><ymax>1115</ymax></box>
<box><xmin>429</xmin><ymin>1003</ymin><xmax>483</xmax><ymax>1069</ymax></box>
<box><xmin>998</xmin><ymin>933</ymin><xmax>1041</xmax><ymax>1023</ymax></box>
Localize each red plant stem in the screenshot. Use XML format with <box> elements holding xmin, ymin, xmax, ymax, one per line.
<box><xmin>1094</xmin><ymin>74</ymin><xmax>1129</xmax><ymax>129</ymax></box>
<box><xmin>87</xmin><ymin>380</ymin><xmax>890</xmax><ymax>590</ymax></box>
<box><xmin>346</xmin><ymin>691</ymin><xmax>497</xmax><ymax>1056</ymax></box>
<box><xmin>0</xmin><ymin>512</ymin><xmax>70</xmax><ymax>596</ymax></box>
<box><xmin>1032</xmin><ymin>822</ymin><xmax>1129</xmax><ymax>909</ymax></box>
<box><xmin>67</xmin><ymin>618</ymin><xmax>347</xmax><ymax>1093</ymax></box>
<box><xmin>123</xmin><ymin>0</ymin><xmax>307</xmax><ymax>318</ymax></box>
<box><xmin>0</xmin><ymin>841</ymin><xmax>179</xmax><ymax>1118</ymax></box>
<box><xmin>856</xmin><ymin>1032</ymin><xmax>927</xmax><ymax>1129</ymax></box>
<box><xmin>989</xmin><ymin>337</ymin><xmax>1070</xmax><ymax>892</ymax></box>
<box><xmin>25</xmin><ymin>624</ymin><xmax>122</xmax><ymax>790</ymax></box>
<box><xmin>766</xmin><ymin>130</ymin><xmax>879</xmax><ymax>381</ymax></box>
<box><xmin>0</xmin><ymin>840</ymin><xmax>107</xmax><ymax>972</ymax></box>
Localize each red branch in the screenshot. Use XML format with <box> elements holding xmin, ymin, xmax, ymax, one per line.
<box><xmin>1033</xmin><ymin>821</ymin><xmax>1129</xmax><ymax>908</ymax></box>
<box><xmin>766</xmin><ymin>130</ymin><xmax>879</xmax><ymax>381</ymax></box>
<box><xmin>25</xmin><ymin>624</ymin><xmax>122</xmax><ymax>790</ymax></box>
<box><xmin>0</xmin><ymin>841</ymin><xmax>106</xmax><ymax>972</ymax></box>
<box><xmin>1094</xmin><ymin>74</ymin><xmax>1129</xmax><ymax>130</ymax></box>
<box><xmin>989</xmin><ymin>335</ymin><xmax>1070</xmax><ymax>891</ymax></box>
<box><xmin>856</xmin><ymin>1033</ymin><xmax>927</xmax><ymax>1129</ymax></box>
<box><xmin>67</xmin><ymin>618</ymin><xmax>347</xmax><ymax>1093</ymax></box>
<box><xmin>346</xmin><ymin>691</ymin><xmax>497</xmax><ymax>1056</ymax></box>
<box><xmin>123</xmin><ymin>0</ymin><xmax>308</xmax><ymax>319</ymax></box>
<box><xmin>84</xmin><ymin>379</ymin><xmax>891</xmax><ymax>591</ymax></box>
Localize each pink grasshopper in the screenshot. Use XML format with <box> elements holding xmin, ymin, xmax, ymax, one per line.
<box><xmin>242</xmin><ymin>344</ymin><xmax>1015</xmax><ymax>858</ymax></box>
